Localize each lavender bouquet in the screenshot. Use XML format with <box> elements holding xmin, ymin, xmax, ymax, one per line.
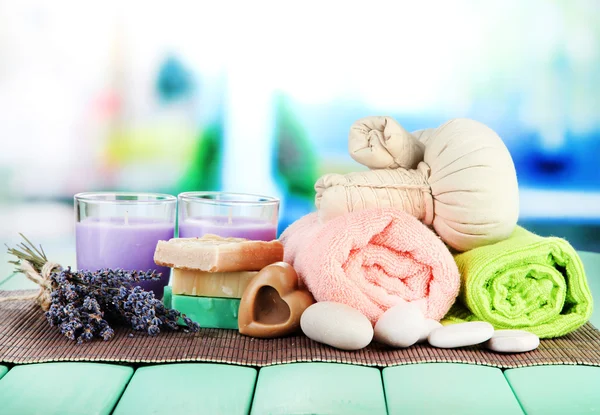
<box><xmin>4</xmin><ymin>235</ymin><xmax>199</xmax><ymax>344</ymax></box>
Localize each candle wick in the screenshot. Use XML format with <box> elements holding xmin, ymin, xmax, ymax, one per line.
<box><xmin>125</xmin><ymin>210</ymin><xmax>129</xmax><ymax>226</ymax></box>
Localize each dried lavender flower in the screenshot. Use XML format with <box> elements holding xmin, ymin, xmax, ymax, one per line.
<box><xmin>7</xmin><ymin>236</ymin><xmax>199</xmax><ymax>344</ymax></box>
<box><xmin>43</xmin><ymin>267</ymin><xmax>199</xmax><ymax>344</ymax></box>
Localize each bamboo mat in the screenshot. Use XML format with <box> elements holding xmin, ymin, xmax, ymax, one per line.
<box><xmin>2</xmin><ymin>290</ymin><xmax>600</xmax><ymax>368</ymax></box>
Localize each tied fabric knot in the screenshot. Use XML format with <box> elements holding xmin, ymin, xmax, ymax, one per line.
<box><xmin>314</xmin><ymin>161</ymin><xmax>434</xmax><ymax>226</ymax></box>
<box><xmin>348</xmin><ymin>116</ymin><xmax>426</xmax><ymax>170</ymax></box>
<box><xmin>0</xmin><ymin>260</ymin><xmax>61</xmax><ymax>311</ymax></box>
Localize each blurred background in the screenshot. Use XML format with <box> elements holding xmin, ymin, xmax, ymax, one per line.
<box><xmin>1</xmin><ymin>0</ymin><xmax>599</xmax><ymax>274</ymax></box>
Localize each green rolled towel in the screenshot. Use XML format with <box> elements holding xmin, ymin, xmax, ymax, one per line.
<box><xmin>442</xmin><ymin>227</ymin><xmax>594</xmax><ymax>338</ymax></box>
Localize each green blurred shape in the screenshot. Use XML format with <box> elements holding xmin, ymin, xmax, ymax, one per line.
<box><xmin>177</xmin><ymin>121</ymin><xmax>223</xmax><ymax>192</ymax></box>
<box><xmin>273</xmin><ymin>93</ymin><xmax>319</xmax><ymax>199</ymax></box>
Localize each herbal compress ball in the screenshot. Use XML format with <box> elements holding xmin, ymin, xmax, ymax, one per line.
<box><xmin>316</xmin><ymin>118</ymin><xmax>519</xmax><ymax>252</ymax></box>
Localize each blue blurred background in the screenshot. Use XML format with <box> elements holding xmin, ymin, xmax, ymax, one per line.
<box><xmin>0</xmin><ymin>0</ymin><xmax>599</xmax><ymax>271</ymax></box>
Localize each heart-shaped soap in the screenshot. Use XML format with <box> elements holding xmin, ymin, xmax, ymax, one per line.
<box><xmin>238</xmin><ymin>261</ymin><xmax>315</xmax><ymax>338</ymax></box>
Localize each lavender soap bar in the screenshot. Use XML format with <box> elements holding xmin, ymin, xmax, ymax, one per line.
<box><xmin>163</xmin><ymin>286</ymin><xmax>240</xmax><ymax>329</ymax></box>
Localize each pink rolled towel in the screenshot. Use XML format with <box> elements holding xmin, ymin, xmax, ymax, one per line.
<box><xmin>280</xmin><ymin>208</ymin><xmax>460</xmax><ymax>323</ymax></box>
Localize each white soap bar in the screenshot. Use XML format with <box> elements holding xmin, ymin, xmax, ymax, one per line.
<box><xmin>428</xmin><ymin>321</ymin><xmax>494</xmax><ymax>348</ymax></box>
<box><xmin>374</xmin><ymin>303</ymin><xmax>425</xmax><ymax>348</ymax></box>
<box><xmin>417</xmin><ymin>319</ymin><xmax>443</xmax><ymax>343</ymax></box>
<box><xmin>485</xmin><ymin>330</ymin><xmax>540</xmax><ymax>353</ymax></box>
<box><xmin>300</xmin><ymin>302</ymin><xmax>373</xmax><ymax>351</ymax></box>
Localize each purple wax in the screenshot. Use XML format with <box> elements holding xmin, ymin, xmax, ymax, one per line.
<box><xmin>178</xmin><ymin>216</ymin><xmax>277</xmax><ymax>241</ymax></box>
<box><xmin>76</xmin><ymin>217</ymin><xmax>174</xmax><ymax>298</ymax></box>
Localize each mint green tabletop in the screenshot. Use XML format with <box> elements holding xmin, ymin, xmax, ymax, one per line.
<box><xmin>383</xmin><ymin>363</ymin><xmax>524</xmax><ymax>415</ymax></box>
<box><xmin>113</xmin><ymin>363</ymin><xmax>257</xmax><ymax>415</ymax></box>
<box><xmin>0</xmin><ymin>362</ymin><xmax>133</xmax><ymax>415</ymax></box>
<box><xmin>505</xmin><ymin>365</ymin><xmax>600</xmax><ymax>414</ymax></box>
<box><xmin>0</xmin><ymin>366</ymin><xmax>7</xmax><ymax>380</ymax></box>
<box><xmin>251</xmin><ymin>362</ymin><xmax>387</xmax><ymax>415</ymax></box>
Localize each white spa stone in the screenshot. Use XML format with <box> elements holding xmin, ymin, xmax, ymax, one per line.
<box><xmin>428</xmin><ymin>321</ymin><xmax>494</xmax><ymax>348</ymax></box>
<box><xmin>300</xmin><ymin>302</ymin><xmax>374</xmax><ymax>351</ymax></box>
<box><xmin>484</xmin><ymin>329</ymin><xmax>540</xmax><ymax>353</ymax></box>
<box><xmin>374</xmin><ymin>303</ymin><xmax>425</xmax><ymax>348</ymax></box>
<box><xmin>417</xmin><ymin>319</ymin><xmax>444</xmax><ymax>343</ymax></box>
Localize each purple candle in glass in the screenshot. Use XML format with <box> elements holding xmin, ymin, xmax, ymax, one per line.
<box><xmin>75</xmin><ymin>192</ymin><xmax>176</xmax><ymax>298</ymax></box>
<box><xmin>178</xmin><ymin>192</ymin><xmax>279</xmax><ymax>241</ymax></box>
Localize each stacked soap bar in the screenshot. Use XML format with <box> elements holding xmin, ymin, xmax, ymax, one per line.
<box><xmin>171</xmin><ymin>269</ymin><xmax>257</xmax><ymax>298</ymax></box>
<box><xmin>154</xmin><ymin>234</ymin><xmax>284</xmax><ymax>329</ymax></box>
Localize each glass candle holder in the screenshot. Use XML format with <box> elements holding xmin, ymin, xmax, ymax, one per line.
<box><xmin>178</xmin><ymin>192</ymin><xmax>280</xmax><ymax>241</ymax></box>
<box><xmin>75</xmin><ymin>192</ymin><xmax>176</xmax><ymax>298</ymax></box>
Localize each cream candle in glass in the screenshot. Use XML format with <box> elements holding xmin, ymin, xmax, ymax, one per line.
<box><xmin>178</xmin><ymin>192</ymin><xmax>279</xmax><ymax>241</ymax></box>
<box><xmin>75</xmin><ymin>192</ymin><xmax>176</xmax><ymax>298</ymax></box>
